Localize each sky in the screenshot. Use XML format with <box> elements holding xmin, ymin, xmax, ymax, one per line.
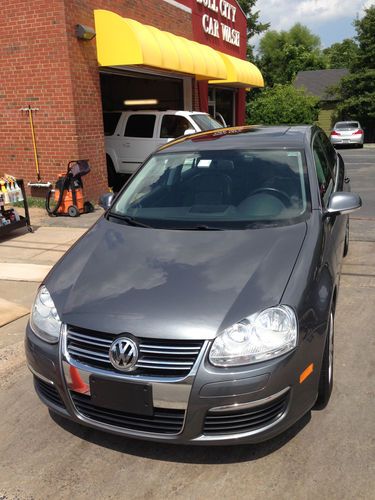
<box><xmin>255</xmin><ymin>0</ymin><xmax>375</xmax><ymax>48</ymax></box>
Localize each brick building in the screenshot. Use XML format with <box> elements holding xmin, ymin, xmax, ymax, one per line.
<box><xmin>0</xmin><ymin>0</ymin><xmax>263</xmax><ymax>201</ymax></box>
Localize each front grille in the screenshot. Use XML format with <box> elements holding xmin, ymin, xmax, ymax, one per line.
<box><xmin>66</xmin><ymin>326</ymin><xmax>204</xmax><ymax>378</ymax></box>
<box><xmin>34</xmin><ymin>377</ymin><xmax>65</xmax><ymax>409</ymax></box>
<box><xmin>203</xmin><ymin>392</ymin><xmax>288</xmax><ymax>436</ymax></box>
<box><xmin>71</xmin><ymin>392</ymin><xmax>185</xmax><ymax>434</ymax></box>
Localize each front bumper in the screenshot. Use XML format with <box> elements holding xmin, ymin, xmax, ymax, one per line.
<box><xmin>25</xmin><ymin>323</ymin><xmax>321</xmax><ymax>445</ymax></box>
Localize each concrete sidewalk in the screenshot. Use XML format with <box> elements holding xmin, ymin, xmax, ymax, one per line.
<box><xmin>0</xmin><ymin>225</ymin><xmax>87</xmax><ymax>266</ymax></box>
<box><xmin>0</xmin><ymin>226</ymin><xmax>86</xmax><ymax>333</ymax></box>
<box><xmin>24</xmin><ymin>206</ymin><xmax>102</xmax><ymax>229</ymax></box>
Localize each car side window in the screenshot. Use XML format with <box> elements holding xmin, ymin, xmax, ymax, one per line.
<box><xmin>124</xmin><ymin>115</ymin><xmax>156</xmax><ymax>138</ymax></box>
<box><xmin>313</xmin><ymin>134</ymin><xmax>334</xmax><ymax>206</ymax></box>
<box><xmin>103</xmin><ymin>112</ymin><xmax>121</xmax><ymax>136</ymax></box>
<box><xmin>160</xmin><ymin>115</ymin><xmax>192</xmax><ymax>138</ymax></box>
<box><xmin>319</xmin><ymin>131</ymin><xmax>337</xmax><ymax>178</ymax></box>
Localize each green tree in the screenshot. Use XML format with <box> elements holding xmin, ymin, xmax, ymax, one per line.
<box><xmin>336</xmin><ymin>71</ymin><xmax>375</xmax><ymax>119</ymax></box>
<box><xmin>237</xmin><ymin>0</ymin><xmax>270</xmax><ymax>58</ymax></box>
<box><xmin>323</xmin><ymin>38</ymin><xmax>359</xmax><ymax>69</ymax></box>
<box><xmin>337</xmin><ymin>6</ymin><xmax>375</xmax><ymax>140</ymax></box>
<box><xmin>258</xmin><ymin>24</ymin><xmax>326</xmax><ymax>86</ymax></box>
<box><xmin>246</xmin><ymin>84</ymin><xmax>319</xmax><ymax>125</ymax></box>
<box><xmin>352</xmin><ymin>6</ymin><xmax>375</xmax><ymax>70</ymax></box>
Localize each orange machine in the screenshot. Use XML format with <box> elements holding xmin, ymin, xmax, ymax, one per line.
<box><xmin>46</xmin><ymin>160</ymin><xmax>94</xmax><ymax>217</ymax></box>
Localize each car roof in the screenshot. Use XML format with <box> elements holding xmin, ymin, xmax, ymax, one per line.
<box><xmin>103</xmin><ymin>110</ymin><xmax>208</xmax><ymax>116</ymax></box>
<box><xmin>334</xmin><ymin>121</ymin><xmax>360</xmax><ymax>126</ymax></box>
<box><xmin>157</xmin><ymin>125</ymin><xmax>313</xmax><ymax>153</ymax></box>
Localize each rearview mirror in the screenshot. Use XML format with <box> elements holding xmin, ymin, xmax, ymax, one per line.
<box><xmin>325</xmin><ymin>192</ymin><xmax>362</xmax><ymax>217</ymax></box>
<box><xmin>99</xmin><ymin>192</ymin><xmax>114</xmax><ymax>211</ymax></box>
<box><xmin>184</xmin><ymin>128</ymin><xmax>196</xmax><ymax>136</ymax></box>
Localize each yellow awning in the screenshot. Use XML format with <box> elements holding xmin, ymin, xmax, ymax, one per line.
<box><xmin>210</xmin><ymin>53</ymin><xmax>264</xmax><ymax>89</ymax></box>
<box><xmin>94</xmin><ymin>10</ymin><xmax>227</xmax><ymax>80</ymax></box>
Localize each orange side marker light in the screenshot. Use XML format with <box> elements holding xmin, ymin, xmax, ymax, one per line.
<box><xmin>300</xmin><ymin>363</ymin><xmax>314</xmax><ymax>384</ymax></box>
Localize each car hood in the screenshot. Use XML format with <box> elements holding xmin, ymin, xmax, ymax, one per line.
<box><xmin>46</xmin><ymin>217</ymin><xmax>307</xmax><ymax>340</ymax></box>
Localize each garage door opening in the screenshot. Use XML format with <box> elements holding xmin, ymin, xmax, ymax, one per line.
<box><xmin>100</xmin><ymin>71</ymin><xmax>186</xmax><ymax>190</ymax></box>
<box><xmin>100</xmin><ymin>72</ymin><xmax>184</xmax><ymax>112</ymax></box>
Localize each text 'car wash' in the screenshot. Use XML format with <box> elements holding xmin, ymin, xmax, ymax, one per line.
<box><xmin>197</xmin><ymin>0</ymin><xmax>240</xmax><ymax>47</ymax></box>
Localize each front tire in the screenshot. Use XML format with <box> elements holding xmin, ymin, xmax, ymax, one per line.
<box><xmin>106</xmin><ymin>155</ymin><xmax>122</xmax><ymax>192</ymax></box>
<box><xmin>314</xmin><ymin>311</ymin><xmax>334</xmax><ymax>410</ymax></box>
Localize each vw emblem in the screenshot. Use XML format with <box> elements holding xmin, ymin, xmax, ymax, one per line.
<box><xmin>109</xmin><ymin>337</ymin><xmax>138</xmax><ymax>372</ymax></box>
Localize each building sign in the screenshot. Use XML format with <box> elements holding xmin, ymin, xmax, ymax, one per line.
<box><xmin>197</xmin><ymin>0</ymin><xmax>240</xmax><ymax>47</ymax></box>
<box><xmin>176</xmin><ymin>0</ymin><xmax>247</xmax><ymax>57</ymax></box>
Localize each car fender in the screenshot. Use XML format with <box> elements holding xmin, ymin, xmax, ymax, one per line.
<box><xmin>281</xmin><ymin>211</ymin><xmax>335</xmax><ymax>377</ymax></box>
<box><xmin>105</xmin><ymin>148</ymin><xmax>120</xmax><ymax>173</ymax></box>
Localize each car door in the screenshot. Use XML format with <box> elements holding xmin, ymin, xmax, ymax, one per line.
<box><xmin>313</xmin><ymin>131</ymin><xmax>345</xmax><ymax>284</ymax></box>
<box><xmin>104</xmin><ymin>112</ymin><xmax>125</xmax><ymax>171</ymax></box>
<box><xmin>119</xmin><ymin>114</ymin><xmax>158</xmax><ymax>173</ymax></box>
<box><xmin>158</xmin><ymin>114</ymin><xmax>196</xmax><ymax>146</ymax></box>
<box><xmin>320</xmin><ymin>130</ymin><xmax>348</xmax><ymax>254</ymax></box>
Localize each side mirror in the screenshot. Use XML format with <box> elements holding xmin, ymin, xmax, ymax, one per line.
<box><xmin>215</xmin><ymin>112</ymin><xmax>227</xmax><ymax>128</ymax></box>
<box><xmin>325</xmin><ymin>192</ymin><xmax>362</xmax><ymax>217</ymax></box>
<box><xmin>99</xmin><ymin>192</ymin><xmax>114</xmax><ymax>211</ymax></box>
<box><xmin>184</xmin><ymin>128</ymin><xmax>196</xmax><ymax>136</ymax></box>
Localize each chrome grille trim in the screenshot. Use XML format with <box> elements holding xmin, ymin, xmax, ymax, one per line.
<box><xmin>34</xmin><ymin>377</ymin><xmax>65</xmax><ymax>409</ymax></box>
<box><xmin>68</xmin><ymin>349</ymin><xmax>112</xmax><ymax>364</ymax></box>
<box><xmin>71</xmin><ymin>392</ymin><xmax>185</xmax><ymax>434</ymax></box>
<box><xmin>137</xmin><ymin>359</ymin><xmax>193</xmax><ymax>366</ymax></box>
<box><xmin>202</xmin><ymin>389</ymin><xmax>290</xmax><ymax>436</ymax></box>
<box><xmin>139</xmin><ymin>343</ymin><xmax>201</xmax><ymax>351</ymax></box>
<box><xmin>68</xmin><ymin>331</ymin><xmax>112</xmax><ymax>347</ymax></box>
<box><xmin>68</xmin><ymin>345</ymin><xmax>110</xmax><ymax>359</ymax></box>
<box><xmin>66</xmin><ymin>326</ymin><xmax>205</xmax><ymax>378</ymax></box>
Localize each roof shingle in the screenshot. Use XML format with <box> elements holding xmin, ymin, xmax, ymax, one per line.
<box><xmin>294</xmin><ymin>69</ymin><xmax>349</xmax><ymax>101</ymax></box>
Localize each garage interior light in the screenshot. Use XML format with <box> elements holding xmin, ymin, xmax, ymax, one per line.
<box><xmin>124</xmin><ymin>99</ymin><xmax>159</xmax><ymax>106</ymax></box>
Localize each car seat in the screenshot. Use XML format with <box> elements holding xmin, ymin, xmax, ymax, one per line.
<box><xmin>183</xmin><ymin>170</ymin><xmax>233</xmax><ymax>206</ymax></box>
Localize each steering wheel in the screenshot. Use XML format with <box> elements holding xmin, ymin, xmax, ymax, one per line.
<box><xmin>250</xmin><ymin>187</ymin><xmax>291</xmax><ymax>207</ymax></box>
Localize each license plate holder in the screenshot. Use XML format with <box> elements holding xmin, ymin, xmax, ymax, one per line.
<box><xmin>90</xmin><ymin>376</ymin><xmax>153</xmax><ymax>416</ymax></box>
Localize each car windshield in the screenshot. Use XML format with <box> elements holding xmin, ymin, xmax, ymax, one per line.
<box><xmin>335</xmin><ymin>122</ymin><xmax>360</xmax><ymax>129</ymax></box>
<box><xmin>111</xmin><ymin>149</ymin><xmax>310</xmax><ymax>229</ymax></box>
<box><xmin>192</xmin><ymin>114</ymin><xmax>222</xmax><ymax>131</ymax></box>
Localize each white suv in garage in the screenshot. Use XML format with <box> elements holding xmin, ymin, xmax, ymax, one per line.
<box><xmin>104</xmin><ymin>110</ymin><xmax>222</xmax><ymax>187</ymax></box>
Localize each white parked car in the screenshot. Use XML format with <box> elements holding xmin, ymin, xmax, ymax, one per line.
<box><xmin>330</xmin><ymin>121</ymin><xmax>364</xmax><ymax>148</ymax></box>
<box><xmin>104</xmin><ymin>110</ymin><xmax>223</xmax><ymax>187</ymax></box>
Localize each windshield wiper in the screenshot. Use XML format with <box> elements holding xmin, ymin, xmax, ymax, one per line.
<box><xmin>108</xmin><ymin>214</ymin><xmax>224</xmax><ymax>230</ymax></box>
<box><xmin>244</xmin><ymin>221</ymin><xmax>279</xmax><ymax>229</ymax></box>
<box><xmin>193</xmin><ymin>224</ymin><xmax>224</xmax><ymax>231</ymax></box>
<box><xmin>171</xmin><ymin>224</ymin><xmax>225</xmax><ymax>231</ymax></box>
<box><xmin>108</xmin><ymin>212</ymin><xmax>152</xmax><ymax>228</ymax></box>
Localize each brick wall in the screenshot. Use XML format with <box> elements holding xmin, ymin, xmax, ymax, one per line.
<box><xmin>63</xmin><ymin>0</ymin><xmax>195</xmax><ymax>201</ymax></box>
<box><xmin>0</xmin><ymin>0</ymin><xmax>79</xmax><ymax>196</ymax></box>
<box><xmin>0</xmin><ymin>0</ymin><xmax>195</xmax><ymax>202</ymax></box>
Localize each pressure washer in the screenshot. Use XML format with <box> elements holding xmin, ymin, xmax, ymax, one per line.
<box><xmin>45</xmin><ymin>160</ymin><xmax>94</xmax><ymax>217</ymax></box>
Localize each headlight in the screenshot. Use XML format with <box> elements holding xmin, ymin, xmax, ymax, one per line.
<box><xmin>30</xmin><ymin>285</ymin><xmax>62</xmax><ymax>343</ymax></box>
<box><xmin>209</xmin><ymin>306</ymin><xmax>297</xmax><ymax>367</ymax></box>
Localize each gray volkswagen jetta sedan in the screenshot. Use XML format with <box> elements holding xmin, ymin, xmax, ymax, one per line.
<box><xmin>26</xmin><ymin>125</ymin><xmax>361</xmax><ymax>445</ymax></box>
